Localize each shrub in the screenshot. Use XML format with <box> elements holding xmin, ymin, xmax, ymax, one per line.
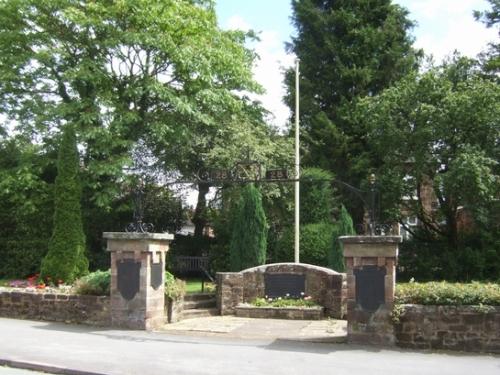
<box><xmin>395</xmin><ymin>281</ymin><xmax>500</xmax><ymax>306</ymax></box>
<box><xmin>165</xmin><ymin>271</ymin><xmax>186</xmax><ymax>300</ymax></box>
<box><xmin>229</xmin><ymin>183</ymin><xmax>268</xmax><ymax>271</ymax></box>
<box><xmin>328</xmin><ymin>204</ymin><xmax>355</xmax><ymax>271</ymax></box>
<box><xmin>300</xmin><ymin>168</ymin><xmax>334</xmax><ymax>224</ymax></box>
<box><xmin>275</xmin><ymin>222</ymin><xmax>335</xmax><ymax>267</ymax></box>
<box><xmin>74</xmin><ymin>270</ymin><xmax>110</xmax><ymax>296</ymax></box>
<box><xmin>0</xmin><ymin>240</ymin><xmax>49</xmax><ymax>278</ymax></box>
<box><xmin>41</xmin><ymin>126</ymin><xmax>88</xmax><ymax>283</ymax></box>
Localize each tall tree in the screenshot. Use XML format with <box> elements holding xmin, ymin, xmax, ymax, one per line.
<box><xmin>285</xmin><ymin>0</ymin><xmax>421</xmax><ymax>222</ymax></box>
<box><xmin>41</xmin><ymin>126</ymin><xmax>88</xmax><ymax>283</ymax></box>
<box><xmin>474</xmin><ymin>0</ymin><xmax>500</xmax><ymax>74</ymax></box>
<box><xmin>356</xmin><ymin>56</ymin><xmax>500</xmax><ymax>250</ymax></box>
<box><xmin>0</xmin><ymin>0</ymin><xmax>260</xmax><ymax>210</ymax></box>
<box><xmin>229</xmin><ymin>184</ymin><xmax>268</xmax><ymax>271</ymax></box>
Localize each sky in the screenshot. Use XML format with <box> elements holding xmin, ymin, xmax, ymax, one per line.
<box><xmin>215</xmin><ymin>0</ymin><xmax>498</xmax><ymax>131</ymax></box>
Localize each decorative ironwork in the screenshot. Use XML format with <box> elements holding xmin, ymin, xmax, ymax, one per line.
<box><xmin>125</xmin><ymin>180</ymin><xmax>154</xmax><ymax>233</ymax></box>
<box><xmin>264</xmin><ymin>273</ymin><xmax>306</xmax><ymax>298</ymax></box>
<box><xmin>117</xmin><ymin>259</ymin><xmax>141</xmax><ymax>301</ymax></box>
<box><xmin>158</xmin><ymin>153</ymin><xmax>388</xmax><ymax>236</ymax></box>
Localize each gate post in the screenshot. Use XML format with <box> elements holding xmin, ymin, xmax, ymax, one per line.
<box><xmin>103</xmin><ymin>232</ymin><xmax>173</xmax><ymax>330</ymax></box>
<box><xmin>339</xmin><ymin>235</ymin><xmax>402</xmax><ymax>345</ymax></box>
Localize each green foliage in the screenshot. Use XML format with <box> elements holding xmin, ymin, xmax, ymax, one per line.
<box><xmin>276</xmin><ymin>222</ymin><xmax>336</xmax><ymax>268</ymax></box>
<box><xmin>229</xmin><ymin>184</ymin><xmax>268</xmax><ymax>271</ymax></box>
<box><xmin>165</xmin><ymin>271</ymin><xmax>186</xmax><ymax>300</ymax></box>
<box><xmin>0</xmin><ymin>240</ymin><xmax>49</xmax><ymax>278</ymax></box>
<box><xmin>300</xmin><ymin>168</ymin><xmax>334</xmax><ymax>224</ymax></box>
<box><xmin>41</xmin><ymin>126</ymin><xmax>89</xmax><ymax>283</ymax></box>
<box><xmin>74</xmin><ymin>270</ymin><xmax>110</xmax><ymax>296</ymax></box>
<box><xmin>398</xmin><ymin>229</ymin><xmax>500</xmax><ymax>282</ymax></box>
<box><xmin>395</xmin><ymin>281</ymin><xmax>500</xmax><ymax>306</ymax></box>
<box><xmin>252</xmin><ymin>297</ymin><xmax>319</xmax><ymax>308</ymax></box>
<box><xmin>358</xmin><ymin>56</ymin><xmax>500</xmax><ymax>248</ymax></box>
<box><xmin>329</xmin><ymin>205</ymin><xmax>355</xmax><ymax>271</ymax></box>
<box><xmin>474</xmin><ymin>0</ymin><xmax>500</xmax><ymax>74</ymax></box>
<box><xmin>285</xmin><ymin>0</ymin><xmax>421</xmax><ymax>223</ymax></box>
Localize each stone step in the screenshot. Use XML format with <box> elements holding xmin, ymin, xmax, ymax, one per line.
<box><xmin>184</xmin><ymin>292</ymin><xmax>216</xmax><ymax>302</ymax></box>
<box><xmin>183</xmin><ymin>298</ymin><xmax>216</xmax><ymax>310</ymax></box>
<box><xmin>182</xmin><ymin>308</ymin><xmax>219</xmax><ymax>320</ymax></box>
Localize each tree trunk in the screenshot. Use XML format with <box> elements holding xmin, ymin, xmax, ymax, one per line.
<box><xmin>192</xmin><ymin>182</ymin><xmax>210</xmax><ymax>241</ymax></box>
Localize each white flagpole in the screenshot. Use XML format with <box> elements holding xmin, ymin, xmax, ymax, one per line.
<box><xmin>294</xmin><ymin>58</ymin><xmax>300</xmax><ymax>264</ymax></box>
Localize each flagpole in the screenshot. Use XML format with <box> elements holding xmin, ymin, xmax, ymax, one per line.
<box><xmin>294</xmin><ymin>58</ymin><xmax>300</xmax><ymax>264</ymax></box>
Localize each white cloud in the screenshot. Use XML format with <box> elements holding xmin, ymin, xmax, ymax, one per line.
<box><xmin>226</xmin><ymin>15</ymin><xmax>251</xmax><ymax>32</ymax></box>
<box><xmin>397</xmin><ymin>0</ymin><xmax>498</xmax><ymax>62</ymax></box>
<box><xmin>224</xmin><ymin>16</ymin><xmax>294</xmax><ymax>132</ymax></box>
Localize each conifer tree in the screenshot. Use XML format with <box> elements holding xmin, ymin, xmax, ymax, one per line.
<box><xmin>41</xmin><ymin>126</ymin><xmax>88</xmax><ymax>283</ymax></box>
<box><xmin>229</xmin><ymin>184</ymin><xmax>268</xmax><ymax>271</ymax></box>
<box><xmin>329</xmin><ymin>205</ymin><xmax>355</xmax><ymax>271</ymax></box>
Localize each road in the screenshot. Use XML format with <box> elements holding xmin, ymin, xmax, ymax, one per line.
<box><xmin>0</xmin><ymin>318</ymin><xmax>499</xmax><ymax>375</ymax></box>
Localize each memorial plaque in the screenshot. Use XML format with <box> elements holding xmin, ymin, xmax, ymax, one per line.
<box><xmin>150</xmin><ymin>260</ymin><xmax>163</xmax><ymax>290</ymax></box>
<box><xmin>117</xmin><ymin>259</ymin><xmax>141</xmax><ymax>301</ymax></box>
<box><xmin>264</xmin><ymin>273</ymin><xmax>305</xmax><ymax>298</ymax></box>
<box><xmin>354</xmin><ymin>266</ymin><xmax>386</xmax><ymax>312</ymax></box>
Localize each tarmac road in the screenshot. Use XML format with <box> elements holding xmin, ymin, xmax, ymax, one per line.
<box><xmin>0</xmin><ymin>317</ymin><xmax>499</xmax><ymax>375</ymax></box>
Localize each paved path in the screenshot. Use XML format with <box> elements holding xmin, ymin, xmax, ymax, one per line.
<box><xmin>0</xmin><ymin>318</ymin><xmax>499</xmax><ymax>375</ymax></box>
<box><xmin>160</xmin><ymin>316</ymin><xmax>347</xmax><ymax>342</ymax></box>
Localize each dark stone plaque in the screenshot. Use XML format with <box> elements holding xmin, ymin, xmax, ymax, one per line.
<box><xmin>150</xmin><ymin>260</ymin><xmax>163</xmax><ymax>290</ymax></box>
<box><xmin>264</xmin><ymin>273</ymin><xmax>305</xmax><ymax>298</ymax></box>
<box><xmin>354</xmin><ymin>266</ymin><xmax>386</xmax><ymax>312</ymax></box>
<box><xmin>117</xmin><ymin>259</ymin><xmax>141</xmax><ymax>301</ymax></box>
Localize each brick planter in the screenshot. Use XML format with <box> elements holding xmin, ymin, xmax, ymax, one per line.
<box><xmin>217</xmin><ymin>263</ymin><xmax>346</xmax><ymax>319</ymax></box>
<box><xmin>235</xmin><ymin>304</ymin><xmax>324</xmax><ymax>320</ymax></box>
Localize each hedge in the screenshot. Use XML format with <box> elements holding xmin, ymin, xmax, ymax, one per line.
<box><xmin>0</xmin><ymin>239</ymin><xmax>49</xmax><ymax>278</ymax></box>
<box><xmin>395</xmin><ymin>281</ymin><xmax>500</xmax><ymax>306</ymax></box>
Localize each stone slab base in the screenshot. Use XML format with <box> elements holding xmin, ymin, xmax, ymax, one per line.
<box><xmin>235</xmin><ymin>305</ymin><xmax>324</xmax><ymax>320</ymax></box>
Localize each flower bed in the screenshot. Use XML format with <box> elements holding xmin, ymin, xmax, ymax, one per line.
<box><xmin>235</xmin><ymin>304</ymin><xmax>324</xmax><ymax>320</ymax></box>
<box><xmin>235</xmin><ymin>296</ymin><xmax>324</xmax><ymax>320</ymax></box>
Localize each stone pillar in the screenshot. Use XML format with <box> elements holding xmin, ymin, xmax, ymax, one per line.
<box><xmin>339</xmin><ymin>235</ymin><xmax>402</xmax><ymax>346</ymax></box>
<box><xmin>103</xmin><ymin>232</ymin><xmax>173</xmax><ymax>330</ymax></box>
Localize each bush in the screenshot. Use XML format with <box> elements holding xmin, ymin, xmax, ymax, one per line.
<box><xmin>395</xmin><ymin>281</ymin><xmax>500</xmax><ymax>306</ymax></box>
<box><xmin>41</xmin><ymin>126</ymin><xmax>88</xmax><ymax>283</ymax></box>
<box><xmin>0</xmin><ymin>240</ymin><xmax>49</xmax><ymax>278</ymax></box>
<box><xmin>300</xmin><ymin>168</ymin><xmax>334</xmax><ymax>224</ymax></box>
<box><xmin>165</xmin><ymin>271</ymin><xmax>186</xmax><ymax>300</ymax></box>
<box><xmin>229</xmin><ymin>183</ymin><xmax>268</xmax><ymax>271</ymax></box>
<box><xmin>275</xmin><ymin>222</ymin><xmax>335</xmax><ymax>267</ymax></box>
<box><xmin>398</xmin><ymin>233</ymin><xmax>500</xmax><ymax>282</ymax></box>
<box><xmin>74</xmin><ymin>270</ymin><xmax>110</xmax><ymax>296</ymax></box>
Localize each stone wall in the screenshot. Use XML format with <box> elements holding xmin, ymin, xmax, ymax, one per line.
<box><xmin>217</xmin><ymin>263</ymin><xmax>346</xmax><ymax>319</ymax></box>
<box><xmin>395</xmin><ymin>305</ymin><xmax>500</xmax><ymax>353</ymax></box>
<box><xmin>0</xmin><ymin>288</ymin><xmax>110</xmax><ymax>326</ymax></box>
<box><xmin>340</xmin><ymin>235</ymin><xmax>401</xmax><ymax>346</ymax></box>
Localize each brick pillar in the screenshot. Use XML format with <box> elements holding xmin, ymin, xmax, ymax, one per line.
<box><xmin>339</xmin><ymin>235</ymin><xmax>402</xmax><ymax>346</ymax></box>
<box><xmin>103</xmin><ymin>232</ymin><xmax>173</xmax><ymax>330</ymax></box>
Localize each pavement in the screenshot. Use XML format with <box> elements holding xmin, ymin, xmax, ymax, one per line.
<box><xmin>0</xmin><ymin>317</ymin><xmax>499</xmax><ymax>375</ymax></box>
<box><xmin>159</xmin><ymin>315</ymin><xmax>347</xmax><ymax>342</ymax></box>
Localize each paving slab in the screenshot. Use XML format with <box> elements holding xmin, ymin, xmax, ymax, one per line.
<box><xmin>159</xmin><ymin>316</ymin><xmax>347</xmax><ymax>342</ymax></box>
